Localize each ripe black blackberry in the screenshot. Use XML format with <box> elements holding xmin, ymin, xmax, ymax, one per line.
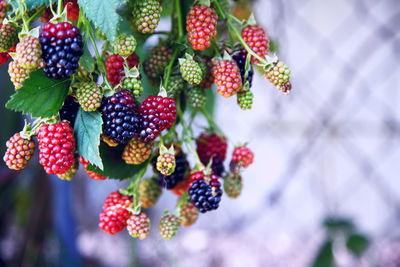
<box><xmin>188</xmin><ymin>175</ymin><xmax>223</xmax><ymax>213</ymax></box>
<box><xmin>211</xmin><ymin>156</ymin><xmax>225</xmax><ymax>177</ymax></box>
<box><xmin>100</xmin><ymin>90</ymin><xmax>141</xmax><ymax>144</ymax></box>
<box><xmin>39</xmin><ymin>22</ymin><xmax>83</xmax><ymax>79</ymax></box>
<box><xmin>232</xmin><ymin>49</ymin><xmax>254</xmax><ymax>88</ymax></box>
<box><xmin>60</xmin><ymin>95</ymin><xmax>79</xmax><ymax>126</ymax></box>
<box><xmin>152</xmin><ymin>151</ymin><xmax>189</xmax><ymax>189</ymax></box>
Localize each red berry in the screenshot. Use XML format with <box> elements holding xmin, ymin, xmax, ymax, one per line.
<box><xmin>0</xmin><ymin>52</ymin><xmax>10</xmax><ymax>66</ymax></box>
<box><xmin>171</xmin><ymin>176</ymin><xmax>191</xmax><ymax>197</ymax></box>
<box><xmin>231</xmin><ymin>146</ymin><xmax>254</xmax><ymax>168</ymax></box>
<box><xmin>138</xmin><ymin>96</ymin><xmax>176</xmax><ymax>142</ymax></box>
<box><xmin>212</xmin><ymin>60</ymin><xmax>242</xmax><ymax>97</ymax></box>
<box><xmin>99</xmin><ymin>191</ymin><xmax>133</xmax><ymax>234</ymax></box>
<box><xmin>37</xmin><ymin>122</ymin><xmax>76</xmax><ymax>174</ymax></box>
<box><xmin>241</xmin><ymin>25</ymin><xmax>269</xmax><ymax>64</ymax></box>
<box><xmin>186</xmin><ymin>5</ymin><xmax>218</xmax><ymax>51</ymax></box>
<box><xmin>196</xmin><ymin>132</ymin><xmax>227</xmax><ymax>164</ymax></box>
<box><xmin>0</xmin><ymin>0</ymin><xmax>7</xmax><ymax>25</ymax></box>
<box><xmin>64</xmin><ymin>0</ymin><xmax>79</xmax><ymax>21</ymax></box>
<box><xmin>105</xmin><ymin>53</ymin><xmax>139</xmax><ymax>87</ymax></box>
<box><xmin>3</xmin><ymin>132</ymin><xmax>35</xmax><ymax>170</ymax></box>
<box><xmin>79</xmin><ymin>156</ymin><xmax>107</xmax><ymax>180</ymax></box>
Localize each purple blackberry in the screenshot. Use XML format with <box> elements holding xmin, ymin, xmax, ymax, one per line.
<box><xmin>100</xmin><ymin>90</ymin><xmax>142</xmax><ymax>144</ymax></box>
<box><xmin>152</xmin><ymin>150</ymin><xmax>189</xmax><ymax>189</ymax></box>
<box><xmin>188</xmin><ymin>177</ymin><xmax>223</xmax><ymax>213</ymax></box>
<box><xmin>60</xmin><ymin>95</ymin><xmax>79</xmax><ymax>126</ymax></box>
<box><xmin>232</xmin><ymin>49</ymin><xmax>254</xmax><ymax>88</ymax></box>
<box><xmin>211</xmin><ymin>156</ymin><xmax>225</xmax><ymax>177</ymax></box>
<box><xmin>39</xmin><ymin>22</ymin><xmax>83</xmax><ymax>79</ymax></box>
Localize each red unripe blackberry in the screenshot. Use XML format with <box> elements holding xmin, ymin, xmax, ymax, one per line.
<box><xmin>138</xmin><ymin>95</ymin><xmax>176</xmax><ymax>142</ymax></box>
<box><xmin>126</xmin><ymin>212</ymin><xmax>151</xmax><ymax>240</ymax></box>
<box><xmin>39</xmin><ymin>22</ymin><xmax>83</xmax><ymax>79</ymax></box>
<box><xmin>0</xmin><ymin>52</ymin><xmax>10</xmax><ymax>66</ymax></box>
<box><xmin>99</xmin><ymin>191</ymin><xmax>133</xmax><ymax>234</ymax></box>
<box><xmin>101</xmin><ymin>90</ymin><xmax>142</xmax><ymax>144</ymax></box>
<box><xmin>3</xmin><ymin>132</ymin><xmax>35</xmax><ymax>170</ymax></box>
<box><xmin>37</xmin><ymin>122</ymin><xmax>76</xmax><ymax>174</ymax></box>
<box><xmin>196</xmin><ymin>131</ymin><xmax>227</xmax><ymax>162</ymax></box>
<box><xmin>196</xmin><ymin>132</ymin><xmax>227</xmax><ymax>176</ymax></box>
<box><xmin>79</xmin><ymin>157</ymin><xmax>107</xmax><ymax>180</ymax></box>
<box><xmin>105</xmin><ymin>53</ymin><xmax>139</xmax><ymax>87</ymax></box>
<box><xmin>242</xmin><ymin>25</ymin><xmax>269</xmax><ymax>64</ymax></box>
<box><xmin>231</xmin><ymin>146</ymin><xmax>254</xmax><ymax>168</ymax></box>
<box><xmin>64</xmin><ymin>0</ymin><xmax>79</xmax><ymax>21</ymax></box>
<box><xmin>213</xmin><ymin>60</ymin><xmax>243</xmax><ymax>97</ymax></box>
<box><xmin>186</xmin><ymin>5</ymin><xmax>218</xmax><ymax>51</ymax></box>
<box><xmin>171</xmin><ymin>176</ymin><xmax>191</xmax><ymax>197</ymax></box>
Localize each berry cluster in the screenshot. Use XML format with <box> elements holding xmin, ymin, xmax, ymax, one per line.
<box><xmin>2</xmin><ymin>0</ymin><xmax>287</xmax><ymax>241</ymax></box>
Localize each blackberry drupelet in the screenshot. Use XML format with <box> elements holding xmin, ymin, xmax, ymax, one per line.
<box><xmin>152</xmin><ymin>151</ymin><xmax>189</xmax><ymax>189</ymax></box>
<box><xmin>101</xmin><ymin>90</ymin><xmax>142</xmax><ymax>144</ymax></box>
<box><xmin>39</xmin><ymin>22</ymin><xmax>83</xmax><ymax>79</ymax></box>
<box><xmin>60</xmin><ymin>95</ymin><xmax>79</xmax><ymax>126</ymax></box>
<box><xmin>232</xmin><ymin>49</ymin><xmax>254</xmax><ymax>88</ymax></box>
<box><xmin>188</xmin><ymin>176</ymin><xmax>223</xmax><ymax>213</ymax></box>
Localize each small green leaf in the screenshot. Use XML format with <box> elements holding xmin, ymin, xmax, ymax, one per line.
<box><xmin>346</xmin><ymin>233</ymin><xmax>370</xmax><ymax>257</ymax></box>
<box><xmin>6</xmin><ymin>70</ymin><xmax>70</xmax><ymax>118</ymax></box>
<box><xmin>86</xmin><ymin>143</ymin><xmax>149</xmax><ymax>180</ymax></box>
<box><xmin>312</xmin><ymin>239</ymin><xmax>334</xmax><ymax>267</ymax></box>
<box><xmin>79</xmin><ymin>44</ymin><xmax>95</xmax><ymax>72</ymax></box>
<box><xmin>74</xmin><ymin>108</ymin><xmax>103</xmax><ymax>169</ymax></box>
<box><xmin>78</xmin><ymin>0</ymin><xmax>121</xmax><ymax>41</ymax></box>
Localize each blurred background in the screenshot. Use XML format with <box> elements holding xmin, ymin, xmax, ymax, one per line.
<box><xmin>1</xmin><ymin>0</ymin><xmax>400</xmax><ymax>266</ymax></box>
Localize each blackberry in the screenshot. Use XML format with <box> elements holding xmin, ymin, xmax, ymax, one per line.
<box><xmin>101</xmin><ymin>90</ymin><xmax>142</xmax><ymax>144</ymax></box>
<box><xmin>211</xmin><ymin>156</ymin><xmax>225</xmax><ymax>177</ymax></box>
<box><xmin>132</xmin><ymin>0</ymin><xmax>162</xmax><ymax>34</ymax></box>
<box><xmin>232</xmin><ymin>49</ymin><xmax>254</xmax><ymax>88</ymax></box>
<box><xmin>237</xmin><ymin>90</ymin><xmax>254</xmax><ymax>110</ymax></box>
<box><xmin>179</xmin><ymin>55</ymin><xmax>203</xmax><ymax>85</ymax></box>
<box><xmin>143</xmin><ymin>45</ymin><xmax>172</xmax><ymax>79</ymax></box>
<box><xmin>138</xmin><ymin>95</ymin><xmax>176</xmax><ymax>142</ymax></box>
<box><xmin>188</xmin><ymin>177</ymin><xmax>223</xmax><ymax>213</ymax></box>
<box><xmin>0</xmin><ymin>24</ymin><xmax>18</xmax><ymax>53</ymax></box>
<box><xmin>152</xmin><ymin>150</ymin><xmax>189</xmax><ymax>189</ymax></box>
<box><xmin>166</xmin><ymin>75</ymin><xmax>186</xmax><ymax>97</ymax></box>
<box><xmin>39</xmin><ymin>22</ymin><xmax>83</xmax><ymax>79</ymax></box>
<box><xmin>122</xmin><ymin>76</ymin><xmax>143</xmax><ymax>98</ymax></box>
<box><xmin>60</xmin><ymin>95</ymin><xmax>79</xmax><ymax>126</ymax></box>
<box><xmin>187</xmin><ymin>87</ymin><xmax>206</xmax><ymax>108</ymax></box>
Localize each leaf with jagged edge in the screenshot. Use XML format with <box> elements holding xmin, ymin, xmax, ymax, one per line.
<box><xmin>6</xmin><ymin>70</ymin><xmax>70</xmax><ymax>118</ymax></box>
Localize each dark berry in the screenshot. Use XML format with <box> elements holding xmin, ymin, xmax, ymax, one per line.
<box><xmin>232</xmin><ymin>49</ymin><xmax>254</xmax><ymax>88</ymax></box>
<box><xmin>100</xmin><ymin>90</ymin><xmax>142</xmax><ymax>144</ymax></box>
<box><xmin>59</xmin><ymin>95</ymin><xmax>79</xmax><ymax>126</ymax></box>
<box><xmin>188</xmin><ymin>176</ymin><xmax>222</xmax><ymax>213</ymax></box>
<box><xmin>40</xmin><ymin>22</ymin><xmax>83</xmax><ymax>79</ymax></box>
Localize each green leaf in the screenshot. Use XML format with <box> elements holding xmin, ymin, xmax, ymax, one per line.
<box><xmin>79</xmin><ymin>44</ymin><xmax>95</xmax><ymax>72</ymax></box>
<box><xmin>6</xmin><ymin>70</ymin><xmax>70</xmax><ymax>118</ymax></box>
<box><xmin>312</xmin><ymin>239</ymin><xmax>334</xmax><ymax>267</ymax></box>
<box><xmin>74</xmin><ymin>108</ymin><xmax>103</xmax><ymax>169</ymax></box>
<box><xmin>346</xmin><ymin>233</ymin><xmax>370</xmax><ymax>257</ymax></box>
<box><xmin>78</xmin><ymin>0</ymin><xmax>121</xmax><ymax>41</ymax></box>
<box><xmin>23</xmin><ymin>0</ymin><xmax>50</xmax><ymax>9</ymax></box>
<box><xmin>86</xmin><ymin>143</ymin><xmax>149</xmax><ymax>180</ymax></box>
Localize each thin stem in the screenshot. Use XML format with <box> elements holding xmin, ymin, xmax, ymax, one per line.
<box><xmin>212</xmin><ymin>0</ymin><xmax>267</xmax><ymax>65</ymax></box>
<box><xmin>175</xmin><ymin>0</ymin><xmax>184</xmax><ymax>39</ymax></box>
<box><xmin>26</xmin><ymin>6</ymin><xmax>46</xmax><ymax>24</ymax></box>
<box><xmin>57</xmin><ymin>0</ymin><xmax>63</xmax><ymax>16</ymax></box>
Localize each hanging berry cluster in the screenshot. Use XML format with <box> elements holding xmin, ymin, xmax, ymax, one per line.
<box><xmin>1</xmin><ymin>0</ymin><xmax>291</xmax><ymax>239</ymax></box>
